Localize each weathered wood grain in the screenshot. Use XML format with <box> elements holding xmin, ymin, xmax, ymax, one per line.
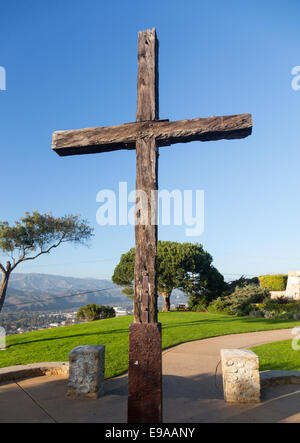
<box><xmin>136</xmin><ymin>28</ymin><xmax>159</xmax><ymax>122</ymax></box>
<box><xmin>134</xmin><ymin>28</ymin><xmax>159</xmax><ymax>324</ymax></box>
<box><xmin>52</xmin><ymin>113</ymin><xmax>252</xmax><ymax>156</ymax></box>
<box><xmin>128</xmin><ymin>323</ymin><xmax>162</xmax><ymax>423</ymax></box>
<box><xmin>134</xmin><ymin>136</ymin><xmax>158</xmax><ymax>324</ymax></box>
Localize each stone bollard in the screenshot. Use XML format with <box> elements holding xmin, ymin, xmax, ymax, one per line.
<box><xmin>220</xmin><ymin>349</ymin><xmax>260</xmax><ymax>404</ymax></box>
<box><xmin>67</xmin><ymin>345</ymin><xmax>105</xmax><ymax>399</ymax></box>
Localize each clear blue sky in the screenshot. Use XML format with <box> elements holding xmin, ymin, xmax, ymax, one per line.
<box><xmin>0</xmin><ymin>0</ymin><xmax>299</xmax><ymax>280</ymax></box>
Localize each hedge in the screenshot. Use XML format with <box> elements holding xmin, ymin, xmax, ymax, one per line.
<box><xmin>259</xmin><ymin>274</ymin><xmax>288</xmax><ymax>291</ymax></box>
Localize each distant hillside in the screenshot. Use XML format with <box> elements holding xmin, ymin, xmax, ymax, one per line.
<box><xmin>4</xmin><ymin>273</ymin><xmax>128</xmax><ymax>312</ymax></box>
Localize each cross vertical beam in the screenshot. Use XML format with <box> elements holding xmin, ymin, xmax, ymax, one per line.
<box><xmin>127</xmin><ymin>29</ymin><xmax>162</xmax><ymax>423</ymax></box>
<box><xmin>134</xmin><ymin>134</ymin><xmax>158</xmax><ymax>323</ymax></box>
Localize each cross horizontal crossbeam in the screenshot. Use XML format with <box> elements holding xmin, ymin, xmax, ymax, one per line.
<box><xmin>52</xmin><ymin>113</ymin><xmax>252</xmax><ymax>156</ymax></box>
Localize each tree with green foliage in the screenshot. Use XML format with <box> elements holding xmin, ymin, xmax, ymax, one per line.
<box><xmin>227</xmin><ymin>275</ymin><xmax>259</xmax><ymax>291</ymax></box>
<box><xmin>187</xmin><ymin>265</ymin><xmax>227</xmax><ymax>310</ymax></box>
<box><xmin>0</xmin><ymin>211</ymin><xmax>93</xmax><ymax>313</ymax></box>
<box><xmin>112</xmin><ymin>241</ymin><xmax>226</xmax><ymax>312</ymax></box>
<box><xmin>76</xmin><ymin>304</ymin><xmax>116</xmax><ymax>322</ymax></box>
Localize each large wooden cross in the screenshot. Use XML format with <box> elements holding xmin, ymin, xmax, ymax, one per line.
<box><xmin>52</xmin><ymin>28</ymin><xmax>252</xmax><ymax>423</ymax></box>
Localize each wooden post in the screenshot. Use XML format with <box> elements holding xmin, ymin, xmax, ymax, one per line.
<box><xmin>127</xmin><ymin>29</ymin><xmax>162</xmax><ymax>423</ymax></box>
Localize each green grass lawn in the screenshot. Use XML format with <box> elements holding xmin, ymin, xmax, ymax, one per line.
<box><xmin>1</xmin><ymin>311</ymin><xmax>300</xmax><ymax>379</ymax></box>
<box><xmin>251</xmin><ymin>339</ymin><xmax>300</xmax><ymax>372</ymax></box>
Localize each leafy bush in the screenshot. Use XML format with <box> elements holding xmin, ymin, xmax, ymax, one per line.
<box><xmin>207</xmin><ymin>284</ymin><xmax>269</xmax><ymax>316</ymax></box>
<box><xmin>191</xmin><ymin>303</ymin><xmax>208</xmax><ymax>312</ymax></box>
<box><xmin>259</xmin><ymin>274</ymin><xmax>288</xmax><ymax>291</ymax></box>
<box><xmin>228</xmin><ymin>276</ymin><xmax>259</xmax><ymax>291</ymax></box>
<box><xmin>261</xmin><ymin>311</ymin><xmax>300</xmax><ymax>321</ymax></box>
<box><xmin>225</xmin><ymin>284</ymin><xmax>269</xmax><ymax>316</ymax></box>
<box><xmin>206</xmin><ymin>282</ymin><xmax>300</xmax><ymax>319</ymax></box>
<box><xmin>271</xmin><ymin>296</ymin><xmax>290</xmax><ymax>305</ymax></box>
<box><xmin>248</xmin><ymin>308</ymin><xmax>264</xmax><ymax>318</ymax></box>
<box><xmin>76</xmin><ymin>304</ymin><xmax>116</xmax><ymax>322</ymax></box>
<box><xmin>207</xmin><ymin>297</ymin><xmax>232</xmax><ymax>315</ymax></box>
<box><xmin>261</xmin><ymin>300</ymin><xmax>300</xmax><ymax>313</ymax></box>
<box><xmin>247</xmin><ymin>299</ymin><xmax>300</xmax><ymax>320</ymax></box>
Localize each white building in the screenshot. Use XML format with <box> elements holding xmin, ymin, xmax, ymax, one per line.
<box><xmin>113</xmin><ymin>307</ymin><xmax>128</xmax><ymax>317</ymax></box>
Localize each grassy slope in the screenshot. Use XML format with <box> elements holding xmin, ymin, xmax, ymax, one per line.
<box><xmin>1</xmin><ymin>312</ymin><xmax>299</xmax><ymax>378</ymax></box>
<box><xmin>252</xmin><ymin>339</ymin><xmax>300</xmax><ymax>372</ymax></box>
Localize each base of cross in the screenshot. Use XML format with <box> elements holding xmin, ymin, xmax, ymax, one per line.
<box><xmin>127</xmin><ymin>322</ymin><xmax>162</xmax><ymax>423</ymax></box>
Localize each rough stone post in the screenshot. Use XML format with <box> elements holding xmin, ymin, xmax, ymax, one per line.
<box><xmin>67</xmin><ymin>345</ymin><xmax>105</xmax><ymax>399</ymax></box>
<box><xmin>221</xmin><ymin>349</ymin><xmax>260</xmax><ymax>404</ymax></box>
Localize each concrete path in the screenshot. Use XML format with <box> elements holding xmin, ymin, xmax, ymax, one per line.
<box><xmin>1</xmin><ymin>328</ymin><xmax>299</xmax><ymax>423</ymax></box>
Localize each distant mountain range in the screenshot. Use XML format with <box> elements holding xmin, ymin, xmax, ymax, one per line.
<box><xmin>2</xmin><ymin>273</ymin><xmax>187</xmax><ymax>312</ymax></box>
<box><xmin>4</xmin><ymin>273</ymin><xmax>128</xmax><ymax>312</ymax></box>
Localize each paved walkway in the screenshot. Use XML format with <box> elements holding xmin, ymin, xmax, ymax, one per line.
<box><xmin>1</xmin><ymin>328</ymin><xmax>300</xmax><ymax>423</ymax></box>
